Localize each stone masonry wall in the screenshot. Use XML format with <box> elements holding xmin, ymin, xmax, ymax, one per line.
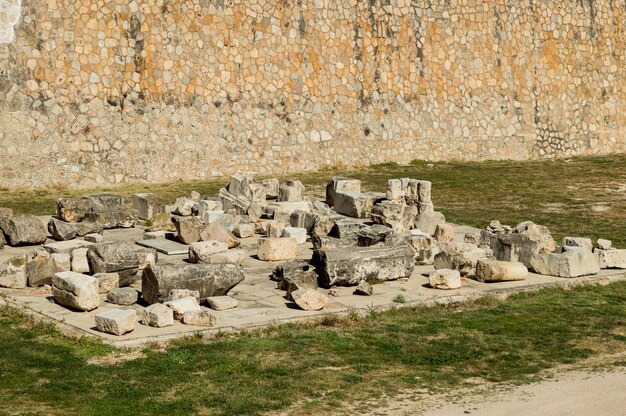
<box><xmin>0</xmin><ymin>0</ymin><xmax>625</xmax><ymax>189</ymax></box>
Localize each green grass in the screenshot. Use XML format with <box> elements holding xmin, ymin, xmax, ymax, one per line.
<box><xmin>2</xmin><ymin>154</ymin><xmax>625</xmax><ymax>246</ymax></box>
<box><xmin>1</xmin><ymin>282</ymin><xmax>625</xmax><ymax>415</ymax></box>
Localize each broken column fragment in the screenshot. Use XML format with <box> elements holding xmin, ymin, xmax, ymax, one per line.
<box><xmin>314</xmin><ymin>245</ymin><xmax>415</xmax><ymax>287</ymax></box>
<box><xmin>142</xmin><ymin>263</ymin><xmax>245</xmax><ymax>304</ymax></box>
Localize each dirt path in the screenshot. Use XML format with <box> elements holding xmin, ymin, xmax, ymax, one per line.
<box><xmin>362</xmin><ymin>367</ymin><xmax>626</xmax><ymax>416</ymax></box>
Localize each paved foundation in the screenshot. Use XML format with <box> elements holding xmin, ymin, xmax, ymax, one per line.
<box><xmin>1</xmin><ymin>220</ymin><xmax>624</xmax><ymax>348</ymax></box>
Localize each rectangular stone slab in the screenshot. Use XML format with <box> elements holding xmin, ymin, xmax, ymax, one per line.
<box><xmin>135</xmin><ymin>239</ymin><xmax>188</xmax><ymax>255</ymax></box>
<box><xmin>43</xmin><ymin>240</ymin><xmax>94</xmax><ymax>254</ymax></box>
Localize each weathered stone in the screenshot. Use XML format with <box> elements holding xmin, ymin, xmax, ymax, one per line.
<box><xmin>271</xmin><ymin>260</ymin><xmax>312</xmax><ymax>282</ymax></box>
<box><xmin>0</xmin><ymin>231</ymin><xmax>5</xmax><ymax>249</ymax></box>
<box><xmin>413</xmin><ymin>211</ymin><xmax>446</xmax><ymax>235</ymax></box>
<box><xmin>188</xmin><ymin>240</ymin><xmax>229</xmax><ymax>263</ymax></box>
<box><xmin>354</xmin><ymin>280</ymin><xmax>374</xmax><ymax>296</ymax></box>
<box><xmin>428</xmin><ymin>269</ymin><xmax>462</xmax><ymax>289</ymax></box>
<box><xmin>214</xmin><ymin>213</ymin><xmax>241</xmax><ymax>232</ymax></box>
<box><xmin>84</xmin><ymin>233</ymin><xmax>103</xmax><ymax>243</ymax></box>
<box><xmin>491</xmin><ymin>233</ymin><xmax>542</xmax><ymax>268</ymax></box>
<box><xmin>464</xmin><ymin>230</ymin><xmax>482</xmax><ymax>246</ymax></box>
<box><xmin>26</xmin><ymin>249</ymin><xmax>54</xmax><ymax>287</ymax></box>
<box><xmin>75</xmin><ymin>222</ymin><xmax>104</xmax><ymax>237</ymax></box>
<box><xmin>386</xmin><ymin>179</ymin><xmax>404</xmax><ymax>201</ymax></box>
<box><xmin>142</xmin><ymin>303</ymin><xmax>174</xmax><ymax>327</ymax></box>
<box><xmin>597</xmin><ymin>239</ymin><xmax>612</xmax><ymax>250</ymax></box>
<box><xmin>433</xmin><ymin>223</ymin><xmax>455</xmax><ymax>246</ymax></box>
<box><xmin>433</xmin><ymin>245</ymin><xmax>488</xmax><ymax>276</ymax></box>
<box><xmin>278</xmin><ymin>180</ymin><xmax>305</xmax><ymax>202</ymax></box>
<box><xmin>282</xmin><ymin>270</ymin><xmax>319</xmax><ymax>299</ymax></box>
<box><xmin>200</xmin><ymin>222</ymin><xmax>238</xmax><ymax>248</ymax></box>
<box><xmin>311</xmin><ymin>234</ymin><xmax>355</xmax><ymax>250</ymax></box>
<box><xmin>0</xmin><ymin>255</ymin><xmax>27</xmax><ymax>288</ymax></box>
<box><xmin>333</xmin><ymin>192</ymin><xmax>386</xmax><ymax>219</ymax></box>
<box><xmin>371</xmin><ymin>200</ymin><xmax>417</xmax><ymax>232</ymax></box>
<box><xmin>282</xmin><ymin>227</ymin><xmax>307</xmax><ymax>244</ymax></box>
<box><xmin>206</xmin><ymin>296</ymin><xmax>239</xmax><ymax>310</ymax></box>
<box><xmin>514</xmin><ymin>221</ymin><xmax>557</xmax><ymax>254</ymax></box>
<box><xmin>257</xmin><ymin>237</ymin><xmax>299</xmax><ymax>261</ymax></box>
<box><xmin>95</xmin><ymin>309</ymin><xmax>137</xmax><ymax>336</ymax></box>
<box><xmin>165</xmin><ymin>296</ymin><xmax>201</xmax><ymax>320</ymax></box>
<box><xmin>56</xmin><ymin>198</ymin><xmax>89</xmax><ymax>222</ymax></box>
<box><xmin>329</xmin><ymin>219</ymin><xmax>368</xmax><ymax>243</ymax></box>
<box><xmin>167</xmin><ymin>289</ymin><xmax>201</xmax><ymax>302</ymax></box>
<box><xmin>262</xmin><ymin>178</ymin><xmax>280</xmax><ymax>199</ymax></box>
<box><xmin>530</xmin><ymin>248</ymin><xmax>600</xmax><ymax>277</ymax></box>
<box><xmin>94</xmin><ymin>272</ymin><xmax>119</xmax><ymax>293</ymax></box>
<box><xmin>143</xmin><ymin>230</ymin><xmax>176</xmax><ymax>240</ymax></box>
<box><xmin>218</xmin><ymin>188</ymin><xmax>250</xmax><ymax>215</ymax></box>
<box><xmin>291</xmin><ymin>289</ymin><xmax>328</xmax><ymax>311</ymax></box>
<box><xmin>326</xmin><ymin>177</ymin><xmax>361</xmax><ymax>207</ymax></box>
<box><xmin>47</xmin><ymin>218</ymin><xmax>78</xmax><ymax>241</ymax></box>
<box><xmin>475</xmin><ymin>260</ymin><xmax>528</xmax><ymax>282</ymax></box>
<box><xmin>44</xmin><ymin>240</ymin><xmax>94</xmax><ymax>255</ymax></box>
<box><xmin>182</xmin><ymin>310</ymin><xmax>216</xmax><ymax>326</ymax></box>
<box><xmin>87</xmin><ymin>242</ymin><xmax>140</xmax><ymax>286</ymax></box>
<box><xmin>597</xmin><ymin>249</ymin><xmax>626</xmax><ymax>269</ymax></box>
<box><xmin>172</xmin><ymin>197</ymin><xmax>197</xmax><ymax>216</ymax></box>
<box><xmin>233</xmin><ymin>223</ymin><xmax>255</xmax><ymax>238</ymax></box>
<box><xmin>408</xmin><ymin>233</ymin><xmax>440</xmax><ymax>265</ymax></box>
<box><xmin>172</xmin><ymin>215</ymin><xmax>204</xmax><ymax>244</ymax></box>
<box><xmin>1</xmin><ymin>215</ymin><xmax>47</xmax><ymax>246</ymax></box>
<box><xmin>357</xmin><ymin>225</ymin><xmax>393</xmax><ymax>247</ymax></box>
<box><xmin>142</xmin><ymin>263</ymin><xmax>245</xmax><ymax>304</ymax></box>
<box><xmin>83</xmin><ymin>208</ymin><xmax>136</xmax><ymax>229</ymax></box>
<box><xmin>207</xmin><ymin>250</ymin><xmax>246</xmax><ymax>264</ymax></box>
<box><xmin>106</xmin><ymin>287</ymin><xmax>139</xmax><ymax>305</ymax></box>
<box><xmin>198</xmin><ymin>198</ymin><xmax>224</xmax><ymax>223</ymax></box>
<box><xmin>133</xmin><ymin>193</ymin><xmax>164</xmax><ymax>220</ymax></box>
<box><xmin>266</xmin><ymin>221</ymin><xmax>287</xmax><ymax>238</ymax></box>
<box><xmin>228</xmin><ymin>173</ymin><xmax>264</xmax><ymax>201</ymax></box>
<box><xmin>51</xmin><ymin>253</ymin><xmax>71</xmax><ymax>272</ymax></box>
<box><xmin>52</xmin><ymin>271</ymin><xmax>99</xmax><ymax>311</ymax></box>
<box><xmin>71</xmin><ymin>247</ymin><xmax>90</xmax><ymax>274</ymax></box>
<box><xmin>315</xmin><ymin>245</ymin><xmax>415</xmax><ymax>287</ymax></box>
<box><xmin>563</xmin><ymin>237</ymin><xmax>593</xmax><ymax>252</ymax></box>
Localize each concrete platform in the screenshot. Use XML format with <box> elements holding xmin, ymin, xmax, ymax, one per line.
<box><xmin>1</xmin><ymin>219</ymin><xmax>624</xmax><ymax>348</ymax></box>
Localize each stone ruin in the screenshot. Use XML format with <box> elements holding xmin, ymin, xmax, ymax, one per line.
<box><xmin>0</xmin><ymin>175</ymin><xmax>624</xmax><ymax>337</ymax></box>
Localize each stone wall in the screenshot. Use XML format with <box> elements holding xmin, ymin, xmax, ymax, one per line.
<box><xmin>0</xmin><ymin>0</ymin><xmax>624</xmax><ymax>189</ymax></box>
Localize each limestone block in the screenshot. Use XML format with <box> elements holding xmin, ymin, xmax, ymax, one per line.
<box><xmin>188</xmin><ymin>240</ymin><xmax>229</xmax><ymax>263</ymax></box>
<box><xmin>84</xmin><ymin>233</ymin><xmax>103</xmax><ymax>243</ymax></box>
<box><xmin>0</xmin><ymin>255</ymin><xmax>27</xmax><ymax>288</ymax></box>
<box><xmin>106</xmin><ymin>287</ymin><xmax>139</xmax><ymax>305</ymax></box>
<box><xmin>597</xmin><ymin>249</ymin><xmax>626</xmax><ymax>269</ymax></box>
<box><xmin>199</xmin><ymin>222</ymin><xmax>238</xmax><ymax>248</ymax></box>
<box><xmin>172</xmin><ymin>216</ymin><xmax>204</xmax><ymax>244</ymax></box>
<box><xmin>94</xmin><ymin>309</ymin><xmax>137</xmax><ymax>336</ymax></box>
<box><xmin>167</xmin><ymin>289</ymin><xmax>200</xmax><ymax>302</ymax></box>
<box><xmin>26</xmin><ymin>249</ymin><xmax>54</xmax><ymax>287</ymax></box>
<box><xmin>357</xmin><ymin>225</ymin><xmax>394</xmax><ymax>247</ymax></box>
<box><xmin>266</xmin><ymin>221</ymin><xmax>287</xmax><ymax>238</ymax></box>
<box><xmin>333</xmin><ymin>192</ymin><xmax>386</xmax><ymax>219</ymax></box>
<box><xmin>278</xmin><ymin>180</ymin><xmax>305</xmax><ymax>202</ymax></box>
<box><xmin>371</xmin><ymin>200</ymin><xmax>417</xmax><ymax>232</ymax></box>
<box><xmin>182</xmin><ymin>310</ymin><xmax>216</xmax><ymax>326</ymax></box>
<box><xmin>206</xmin><ymin>296</ymin><xmax>239</xmax><ymax>310</ymax></box>
<box><xmin>165</xmin><ymin>296</ymin><xmax>201</xmax><ymax>320</ymax></box>
<box><xmin>262</xmin><ymin>178</ymin><xmax>280</xmax><ymax>199</ymax></box>
<box><xmin>71</xmin><ymin>247</ymin><xmax>90</xmax><ymax>274</ymax></box>
<box><xmin>414</xmin><ymin>211</ymin><xmax>446</xmax><ymax>235</ymax></box>
<box><xmin>56</xmin><ymin>198</ymin><xmax>89</xmax><ymax>222</ymax></box>
<box><xmin>514</xmin><ymin>221</ymin><xmax>557</xmax><ymax>254</ymax></box>
<box><xmin>75</xmin><ymin>222</ymin><xmax>104</xmax><ymax>237</ymax></box>
<box><xmin>207</xmin><ymin>250</ymin><xmax>246</xmax><ymax>265</ymax></box>
<box><xmin>132</xmin><ymin>193</ymin><xmax>164</xmax><ymax>220</ymax></box>
<box><xmin>433</xmin><ymin>245</ymin><xmax>488</xmax><ymax>276</ymax></box>
<box><xmin>87</xmin><ymin>242</ymin><xmax>140</xmax><ymax>286</ymax></box>
<box><xmin>433</xmin><ymin>223</ymin><xmax>454</xmax><ymax>246</ymax></box>
<box><xmin>354</xmin><ymin>280</ymin><xmax>374</xmax><ymax>296</ymax></box>
<box><xmin>428</xmin><ymin>269</ymin><xmax>462</xmax><ymax>290</ymax></box>
<box><xmin>597</xmin><ymin>239</ymin><xmax>612</xmax><ymax>250</ymax></box>
<box><xmin>530</xmin><ymin>248</ymin><xmax>600</xmax><ymax>277</ymax></box>
<box><xmin>142</xmin><ymin>303</ymin><xmax>174</xmax><ymax>328</ymax></box>
<box><xmin>233</xmin><ymin>223</ymin><xmax>255</xmax><ymax>238</ymax></box>
<box><xmin>257</xmin><ymin>237</ymin><xmax>299</xmax><ymax>261</ymax></box>
<box><xmin>52</xmin><ymin>271</ymin><xmax>99</xmax><ymax>311</ymax></box>
<box><xmin>47</xmin><ymin>218</ymin><xmax>78</xmax><ymax>241</ymax></box>
<box><xmin>315</xmin><ymin>245</ymin><xmax>415</xmax><ymax>287</ymax></box>
<box><xmin>172</xmin><ymin>197</ymin><xmax>197</xmax><ymax>216</ymax></box>
<box><xmin>51</xmin><ymin>253</ymin><xmax>71</xmax><ymax>273</ymax></box>
<box><xmin>291</xmin><ymin>289</ymin><xmax>328</xmax><ymax>311</ymax></box>
<box><xmin>94</xmin><ymin>272</ymin><xmax>119</xmax><ymax>293</ymax></box>
<box><xmin>475</xmin><ymin>260</ymin><xmax>528</xmax><ymax>282</ymax></box>
<box><xmin>142</xmin><ymin>263</ymin><xmax>245</xmax><ymax>304</ymax></box>
<box><xmin>282</xmin><ymin>227</ymin><xmax>307</xmax><ymax>244</ymax></box>
<box><xmin>1</xmin><ymin>215</ymin><xmax>47</xmax><ymax>246</ymax></box>
<box><xmin>563</xmin><ymin>237</ymin><xmax>593</xmax><ymax>252</ymax></box>
<box><xmin>325</xmin><ymin>177</ymin><xmax>361</xmax><ymax>207</ymax></box>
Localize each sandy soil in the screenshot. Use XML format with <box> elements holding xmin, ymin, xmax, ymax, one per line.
<box><xmin>360</xmin><ymin>367</ymin><xmax>626</xmax><ymax>416</ymax></box>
